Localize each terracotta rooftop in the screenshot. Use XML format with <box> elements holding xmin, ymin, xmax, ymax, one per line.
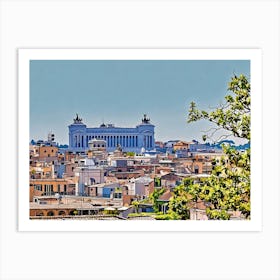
<box><xmin>158</xmin><ymin>190</ymin><xmax>173</xmax><ymax>201</ymax></box>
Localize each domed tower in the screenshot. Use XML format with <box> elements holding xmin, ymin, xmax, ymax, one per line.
<box><xmin>68</xmin><ymin>114</ymin><xmax>87</xmax><ymax>152</ymax></box>
<box><xmin>136</xmin><ymin>114</ymin><xmax>155</xmax><ymax>151</ymax></box>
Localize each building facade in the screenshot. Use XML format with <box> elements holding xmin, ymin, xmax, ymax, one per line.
<box><xmin>68</xmin><ymin>114</ymin><xmax>155</xmax><ymax>153</ymax></box>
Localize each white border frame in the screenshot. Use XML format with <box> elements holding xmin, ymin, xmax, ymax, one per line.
<box><xmin>18</xmin><ymin>48</ymin><xmax>262</xmax><ymax>232</ymax></box>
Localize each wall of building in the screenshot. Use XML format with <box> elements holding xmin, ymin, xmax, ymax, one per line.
<box><xmin>30</xmin><ymin>179</ymin><xmax>74</xmax><ymax>199</ymax></box>
<box><xmin>38</xmin><ymin>146</ymin><xmax>58</xmax><ymax>161</ymax></box>
<box><xmin>30</xmin><ymin>208</ymin><xmax>75</xmax><ymax>217</ymax></box>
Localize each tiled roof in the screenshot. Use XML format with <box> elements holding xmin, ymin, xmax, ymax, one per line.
<box><xmin>158</xmin><ymin>191</ymin><xmax>173</xmax><ymax>201</ymax></box>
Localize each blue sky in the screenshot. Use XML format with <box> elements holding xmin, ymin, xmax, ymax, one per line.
<box><xmin>30</xmin><ymin>60</ymin><xmax>250</xmax><ymax>145</ymax></box>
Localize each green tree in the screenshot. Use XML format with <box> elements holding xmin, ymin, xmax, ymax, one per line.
<box><xmin>188</xmin><ymin>74</ymin><xmax>250</xmax><ymax>141</ymax></box>
<box><xmin>170</xmin><ymin>74</ymin><xmax>251</xmax><ymax>220</ymax></box>
<box><xmin>131</xmin><ymin>200</ymin><xmax>140</xmax><ymax>213</ymax></box>
<box><xmin>149</xmin><ymin>188</ymin><xmax>165</xmax><ymax>213</ymax></box>
<box><xmin>188</xmin><ymin>74</ymin><xmax>250</xmax><ymax>219</ymax></box>
<box><xmin>168</xmin><ymin>184</ymin><xmax>190</xmax><ymax>220</ymax></box>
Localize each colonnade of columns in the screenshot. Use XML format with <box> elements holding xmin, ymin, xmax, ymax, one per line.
<box><xmin>71</xmin><ymin>134</ymin><xmax>154</xmax><ymax>149</ymax></box>
<box><xmin>86</xmin><ymin>135</ymin><xmax>139</xmax><ymax>148</ymax></box>
<box><xmin>143</xmin><ymin>135</ymin><xmax>153</xmax><ymax>149</ymax></box>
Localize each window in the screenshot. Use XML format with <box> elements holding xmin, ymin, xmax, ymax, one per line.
<box><xmin>35</xmin><ymin>184</ymin><xmax>42</xmax><ymax>191</ymax></box>
<box><xmin>47</xmin><ymin>211</ymin><xmax>54</xmax><ymax>216</ymax></box>
<box><xmin>114</xmin><ymin>193</ymin><xmax>122</xmax><ymax>199</ymax></box>
<box><xmin>45</xmin><ymin>184</ymin><xmax>53</xmax><ymax>195</ymax></box>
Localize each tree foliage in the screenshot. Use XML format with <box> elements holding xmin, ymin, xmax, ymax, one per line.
<box><xmin>131</xmin><ymin>200</ymin><xmax>140</xmax><ymax>213</ymax></box>
<box><xmin>149</xmin><ymin>188</ymin><xmax>165</xmax><ymax>213</ymax></box>
<box><xmin>188</xmin><ymin>74</ymin><xmax>250</xmax><ymax>141</ymax></box>
<box><xmin>168</xmin><ymin>185</ymin><xmax>191</xmax><ymax>220</ymax></box>
<box><xmin>171</xmin><ymin>74</ymin><xmax>251</xmax><ymax>220</ymax></box>
<box><xmin>126</xmin><ymin>151</ymin><xmax>135</xmax><ymax>157</ymax></box>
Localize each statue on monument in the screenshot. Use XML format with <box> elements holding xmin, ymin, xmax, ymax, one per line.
<box><xmin>142</xmin><ymin>114</ymin><xmax>150</xmax><ymax>124</ymax></box>
<box><xmin>74</xmin><ymin>113</ymin><xmax>82</xmax><ymax>123</ymax></box>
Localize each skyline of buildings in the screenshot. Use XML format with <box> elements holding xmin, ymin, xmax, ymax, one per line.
<box><xmin>29</xmin><ymin>122</ymin><xmax>247</xmax><ymax>220</ymax></box>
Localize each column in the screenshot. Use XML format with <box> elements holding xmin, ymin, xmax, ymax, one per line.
<box><xmin>69</xmin><ymin>134</ymin><xmax>71</xmax><ymax>148</ymax></box>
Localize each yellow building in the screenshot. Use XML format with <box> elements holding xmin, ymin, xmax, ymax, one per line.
<box><xmin>30</xmin><ymin>178</ymin><xmax>77</xmax><ymax>201</ymax></box>
<box><xmin>173</xmin><ymin>141</ymin><xmax>192</xmax><ymax>151</ymax></box>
